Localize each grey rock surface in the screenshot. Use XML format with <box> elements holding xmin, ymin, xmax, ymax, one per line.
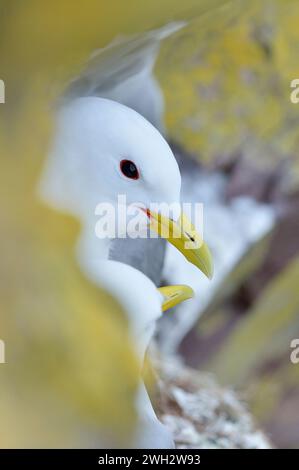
<box><xmin>154</xmin><ymin>358</ymin><xmax>272</xmax><ymax>449</ymax></box>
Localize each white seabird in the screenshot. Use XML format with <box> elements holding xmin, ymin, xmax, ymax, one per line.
<box><xmin>76</xmin><ymin>24</ymin><xmax>274</xmax><ymax>357</ymax></box>
<box><xmin>39</xmin><ymin>97</ymin><xmax>213</xmax><ymax>448</ymax></box>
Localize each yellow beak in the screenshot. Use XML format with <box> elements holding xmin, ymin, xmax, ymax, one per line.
<box><xmin>158</xmin><ymin>285</ymin><xmax>194</xmax><ymax>312</ymax></box>
<box><xmin>148</xmin><ymin>210</ymin><xmax>213</xmax><ymax>280</ymax></box>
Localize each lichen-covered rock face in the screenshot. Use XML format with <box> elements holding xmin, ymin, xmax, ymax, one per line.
<box><xmin>153</xmin><ymin>2</ymin><xmax>299</xmax><ymax>446</ymax></box>
<box><xmin>156</xmin><ymin>0</ymin><xmax>299</xmax><ymax>191</ymax></box>
<box><xmin>154</xmin><ymin>359</ymin><xmax>271</xmax><ymax>449</ymax></box>
<box><xmin>176</xmin><ymin>198</ymin><xmax>299</xmax><ymax>448</ymax></box>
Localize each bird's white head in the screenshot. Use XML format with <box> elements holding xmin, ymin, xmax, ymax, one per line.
<box><xmin>41</xmin><ymin>97</ymin><xmax>181</xmax><ymax>220</ymax></box>
<box><xmin>40</xmin><ymin>97</ymin><xmax>213</xmax><ymax>279</ymax></box>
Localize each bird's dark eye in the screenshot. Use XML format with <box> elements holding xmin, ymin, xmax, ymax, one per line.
<box><xmin>120</xmin><ymin>159</ymin><xmax>139</xmax><ymax>180</ymax></box>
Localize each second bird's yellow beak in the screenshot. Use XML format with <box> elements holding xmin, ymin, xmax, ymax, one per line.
<box><xmin>158</xmin><ymin>285</ymin><xmax>194</xmax><ymax>312</ymax></box>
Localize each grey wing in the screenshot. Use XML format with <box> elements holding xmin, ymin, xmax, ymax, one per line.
<box><xmin>109</xmin><ymin>237</ymin><xmax>166</xmax><ymax>286</ymax></box>
<box><xmin>63</xmin><ymin>22</ymin><xmax>184</xmax><ymax>133</ymax></box>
